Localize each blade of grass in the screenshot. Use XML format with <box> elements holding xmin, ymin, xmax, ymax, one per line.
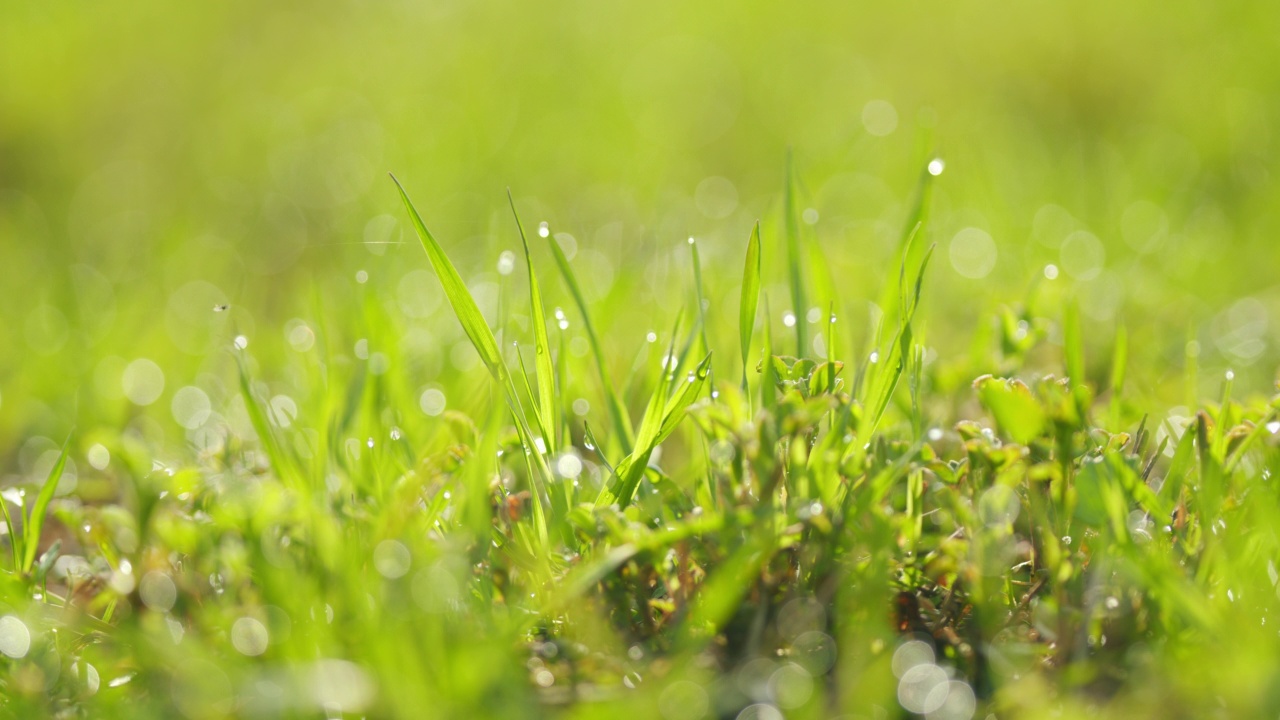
<box><xmin>393</xmin><ymin>175</ymin><xmax>555</xmax><ymax>546</ymax></box>
<box><xmin>689</xmin><ymin>236</ymin><xmax>715</xmax><ymax>396</ymax></box>
<box><xmin>508</xmin><ymin>190</ymin><xmax>558</xmax><ymax>454</ymax></box>
<box><xmin>739</xmin><ymin>221</ymin><xmax>762</xmax><ymax>392</ymax></box>
<box><xmin>1109</xmin><ymin>322</ymin><xmax>1128</xmax><ymax>429</ymax></box>
<box><xmin>600</xmin><ymin>352</ymin><xmax>713</xmax><ymax>508</ymax></box>
<box><xmin>22</xmin><ymin>433</ymin><xmax>71</xmax><ymax>573</ymax></box>
<box><xmin>393</xmin><ymin>174</ymin><xmax>504</xmax><ymax>379</ymax></box>
<box><xmin>863</xmin><ymin>241</ymin><xmax>935</xmax><ymax>440</ymax></box>
<box><xmin>543</xmin><ymin>222</ymin><xmax>634</xmax><ymax>451</ymax></box>
<box><xmin>876</xmin><ymin>160</ymin><xmax>938</xmax><ymax>332</ymax></box>
<box><xmin>0</xmin><ymin>492</ymin><xmax>18</xmax><ymax>571</ymax></box>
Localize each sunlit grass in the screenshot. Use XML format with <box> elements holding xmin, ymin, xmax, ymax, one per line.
<box><xmin>2</xmin><ymin>155</ymin><xmax>1280</xmax><ymax>720</ymax></box>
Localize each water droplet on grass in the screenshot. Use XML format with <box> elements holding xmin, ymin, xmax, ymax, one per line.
<box><xmin>927</xmin><ymin>158</ymin><xmax>946</xmax><ymax>176</ymax></box>
<box><xmin>87</xmin><ymin>443</ymin><xmax>110</xmax><ymax>470</ymax></box>
<box><xmin>231</xmin><ymin>617</ymin><xmax>269</xmax><ymax>656</ymax></box>
<box><xmin>0</xmin><ymin>616</ymin><xmax>31</xmax><ymax>659</ymax></box>
<box><xmin>497</xmin><ymin>250</ymin><xmax>516</xmax><ymax>275</ymax></box>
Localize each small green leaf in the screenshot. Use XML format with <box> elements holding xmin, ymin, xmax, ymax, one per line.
<box><xmin>23</xmin><ymin>433</ymin><xmax>71</xmax><ymax>573</ymax></box>
<box><xmin>509</xmin><ymin>190</ymin><xmax>558</xmax><ymax>454</ymax></box>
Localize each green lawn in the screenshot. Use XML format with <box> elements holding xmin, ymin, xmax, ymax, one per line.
<box><xmin>2</xmin><ymin>1</ymin><xmax>1280</xmax><ymax>718</ymax></box>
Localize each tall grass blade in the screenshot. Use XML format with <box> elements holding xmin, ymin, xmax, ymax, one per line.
<box><xmin>689</xmin><ymin>237</ymin><xmax>714</xmax><ymax>395</ymax></box>
<box><xmin>543</xmin><ymin>220</ymin><xmax>634</xmax><ymax>450</ymax></box>
<box><xmin>508</xmin><ymin>190</ymin><xmax>558</xmax><ymax>453</ymax></box>
<box><xmin>393</xmin><ymin>176</ymin><xmax>556</xmax><ymax>546</ymax></box>
<box><xmin>22</xmin><ymin>433</ymin><xmax>71</xmax><ymax>573</ymax></box>
<box><xmin>392</xmin><ymin>174</ymin><xmax>504</xmax><ymax>379</ymax></box>
<box><xmin>739</xmin><ymin>221</ymin><xmax>762</xmax><ymax>391</ymax></box>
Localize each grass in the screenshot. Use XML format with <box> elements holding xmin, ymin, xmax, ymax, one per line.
<box><xmin>2</xmin><ymin>157</ymin><xmax>1280</xmax><ymax>720</ymax></box>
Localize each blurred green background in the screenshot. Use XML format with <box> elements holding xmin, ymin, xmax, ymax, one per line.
<box><xmin>2</xmin><ymin>0</ymin><xmax>1278</xmax><ymax>467</ymax></box>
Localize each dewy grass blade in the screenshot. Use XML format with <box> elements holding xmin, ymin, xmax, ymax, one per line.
<box><xmin>689</xmin><ymin>236</ymin><xmax>715</xmax><ymax>396</ymax></box>
<box><xmin>543</xmin><ymin>220</ymin><xmax>635</xmax><ymax>450</ymax></box>
<box><xmin>739</xmin><ymin>221</ymin><xmax>761</xmax><ymax>392</ymax></box>
<box><xmin>22</xmin><ymin>433</ymin><xmax>71</xmax><ymax>573</ymax></box>
<box><xmin>863</xmin><ymin>242</ymin><xmax>935</xmax><ymax>442</ymax></box>
<box><xmin>509</xmin><ymin>190</ymin><xmax>558</xmax><ymax>453</ymax></box>
<box><xmin>604</xmin><ymin>352</ymin><xmax>713</xmax><ymax>509</ymax></box>
<box><xmin>393</xmin><ymin>175</ymin><xmax>555</xmax><ymax>546</ymax></box>
<box><xmin>0</xmin><ymin>491</ymin><xmax>19</xmax><ymax>571</ymax></box>
<box><xmin>236</xmin><ymin>353</ymin><xmax>301</xmax><ymax>487</ymax></box>
<box><xmin>392</xmin><ymin>174</ymin><xmax>504</xmax><ymax>379</ymax></box>
<box><xmin>877</xmin><ymin>161</ymin><xmax>937</xmax><ymax>330</ymax></box>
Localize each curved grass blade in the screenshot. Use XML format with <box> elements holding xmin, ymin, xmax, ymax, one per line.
<box><xmin>392</xmin><ymin>174</ymin><xmax>504</xmax><ymax>378</ymax></box>
<box><xmin>739</xmin><ymin>221</ymin><xmax>761</xmax><ymax>391</ymax></box>
<box><xmin>689</xmin><ymin>237</ymin><xmax>714</xmax><ymax>396</ymax></box>
<box><xmin>543</xmin><ymin>224</ymin><xmax>634</xmax><ymax>450</ymax></box>
<box><xmin>863</xmin><ymin>241</ymin><xmax>935</xmax><ymax>441</ymax></box>
<box><xmin>393</xmin><ymin>175</ymin><xmax>554</xmax><ymax>546</ymax></box>
<box><xmin>22</xmin><ymin>433</ymin><xmax>71</xmax><ymax>573</ymax></box>
<box><xmin>236</xmin><ymin>353</ymin><xmax>301</xmax><ymax>487</ymax></box>
<box><xmin>600</xmin><ymin>352</ymin><xmax>713</xmax><ymax>508</ymax></box>
<box><xmin>508</xmin><ymin>190</ymin><xmax>558</xmax><ymax>453</ymax></box>
<box><xmin>877</xmin><ymin>160</ymin><xmax>938</xmax><ymax>329</ymax></box>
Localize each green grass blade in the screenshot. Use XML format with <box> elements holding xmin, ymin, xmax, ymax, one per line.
<box><xmin>600</xmin><ymin>352</ymin><xmax>712</xmax><ymax>508</ymax></box>
<box><xmin>394</xmin><ymin>176</ymin><xmax>556</xmax><ymax>543</ymax></box>
<box><xmin>784</xmin><ymin>151</ymin><xmax>807</xmax><ymax>356</ymax></box>
<box><xmin>739</xmin><ymin>221</ymin><xmax>761</xmax><ymax>391</ymax></box>
<box><xmin>236</xmin><ymin>354</ymin><xmax>299</xmax><ymax>486</ymax></box>
<box><xmin>543</xmin><ymin>222</ymin><xmax>635</xmax><ymax>450</ymax></box>
<box><xmin>22</xmin><ymin>433</ymin><xmax>71</xmax><ymax>573</ymax></box>
<box><xmin>508</xmin><ymin>190</ymin><xmax>558</xmax><ymax>453</ymax></box>
<box><xmin>689</xmin><ymin>237</ymin><xmax>714</xmax><ymax>396</ymax></box>
<box><xmin>513</xmin><ymin>342</ymin><xmax>551</xmax><ymax>446</ymax></box>
<box><xmin>864</xmin><ymin>243</ymin><xmax>935</xmax><ymax>439</ymax></box>
<box><xmin>877</xmin><ymin>161</ymin><xmax>938</xmax><ymax>329</ymax></box>
<box><xmin>0</xmin><ymin>494</ymin><xmax>18</xmax><ymax>571</ymax></box>
<box><xmin>392</xmin><ymin>174</ymin><xmax>504</xmax><ymax>380</ymax></box>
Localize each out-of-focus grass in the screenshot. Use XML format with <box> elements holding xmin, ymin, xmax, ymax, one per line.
<box><xmin>2</xmin><ymin>1</ymin><xmax>1280</xmax><ymax>718</ymax></box>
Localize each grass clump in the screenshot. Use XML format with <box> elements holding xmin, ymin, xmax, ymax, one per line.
<box><xmin>2</xmin><ymin>163</ymin><xmax>1280</xmax><ymax>720</ymax></box>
